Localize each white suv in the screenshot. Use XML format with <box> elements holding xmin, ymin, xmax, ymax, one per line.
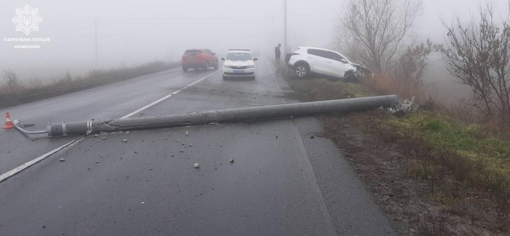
<box><xmin>288</xmin><ymin>47</ymin><xmax>357</xmax><ymax>80</ymax></box>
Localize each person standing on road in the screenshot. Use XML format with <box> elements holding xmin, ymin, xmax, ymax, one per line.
<box><xmin>275</xmin><ymin>43</ymin><xmax>282</xmax><ymax>72</ymax></box>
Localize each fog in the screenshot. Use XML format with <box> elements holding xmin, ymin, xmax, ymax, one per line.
<box><xmin>0</xmin><ymin>0</ymin><xmax>507</xmax><ymax>103</ymax></box>
<box><xmin>0</xmin><ymin>0</ymin><xmax>340</xmax><ymax>81</ymax></box>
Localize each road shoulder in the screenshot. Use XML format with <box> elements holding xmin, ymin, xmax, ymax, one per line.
<box><xmin>273</xmin><ymin>67</ymin><xmax>398</xmax><ymax>235</ymax></box>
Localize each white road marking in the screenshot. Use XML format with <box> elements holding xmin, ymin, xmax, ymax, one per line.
<box><xmin>0</xmin><ymin>137</ymin><xmax>85</xmax><ymax>182</ymax></box>
<box><xmin>120</xmin><ymin>70</ymin><xmax>220</xmax><ymax>119</ymax></box>
<box><xmin>0</xmin><ymin>70</ymin><xmax>220</xmax><ymax>182</ymax></box>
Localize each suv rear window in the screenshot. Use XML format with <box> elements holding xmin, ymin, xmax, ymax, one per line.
<box><xmin>184</xmin><ymin>50</ymin><xmax>202</xmax><ymax>55</ymax></box>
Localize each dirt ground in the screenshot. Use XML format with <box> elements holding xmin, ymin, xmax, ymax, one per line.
<box><xmin>284</xmin><ymin>76</ymin><xmax>509</xmax><ymax>236</ymax></box>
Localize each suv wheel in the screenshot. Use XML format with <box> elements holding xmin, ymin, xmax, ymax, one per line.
<box><xmin>183</xmin><ymin>67</ymin><xmax>188</xmax><ymax>72</ymax></box>
<box><xmin>204</xmin><ymin>62</ymin><xmax>209</xmax><ymax>70</ymax></box>
<box><xmin>295</xmin><ymin>63</ymin><xmax>309</xmax><ymax>78</ymax></box>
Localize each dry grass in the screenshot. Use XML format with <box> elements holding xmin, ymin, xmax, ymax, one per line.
<box><xmin>361</xmin><ymin>74</ymin><xmax>431</xmax><ymax>104</ymax></box>
<box><xmin>0</xmin><ymin>61</ymin><xmax>179</xmax><ymax>109</ymax></box>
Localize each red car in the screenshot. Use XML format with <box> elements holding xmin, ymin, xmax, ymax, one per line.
<box><xmin>181</xmin><ymin>49</ymin><xmax>219</xmax><ymax>72</ymax></box>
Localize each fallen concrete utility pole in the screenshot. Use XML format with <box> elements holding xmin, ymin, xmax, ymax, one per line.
<box><xmin>14</xmin><ymin>95</ymin><xmax>398</xmax><ymax>138</ymax></box>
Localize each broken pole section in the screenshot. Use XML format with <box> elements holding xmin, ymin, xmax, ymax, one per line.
<box><xmin>21</xmin><ymin>95</ymin><xmax>399</xmax><ymax>137</ymax></box>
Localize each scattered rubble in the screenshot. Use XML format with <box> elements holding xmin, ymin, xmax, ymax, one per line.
<box><xmin>389</xmin><ymin>96</ymin><xmax>416</xmax><ymax>115</ymax></box>
<box><xmin>194</xmin><ymin>163</ymin><xmax>200</xmax><ymax>168</ymax></box>
<box><xmin>59</xmin><ymin>158</ymin><xmax>65</xmax><ymax>162</ymax></box>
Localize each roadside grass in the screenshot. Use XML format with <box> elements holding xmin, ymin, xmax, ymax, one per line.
<box><xmin>286</xmin><ymin>76</ymin><xmax>373</xmax><ymax>102</ymax></box>
<box><xmin>0</xmin><ymin>61</ymin><xmax>180</xmax><ymax>109</ymax></box>
<box><xmin>285</xmin><ymin>73</ymin><xmax>510</xmax><ymax>234</ymax></box>
<box><xmin>382</xmin><ymin>112</ymin><xmax>510</xmax><ymax>201</ymax></box>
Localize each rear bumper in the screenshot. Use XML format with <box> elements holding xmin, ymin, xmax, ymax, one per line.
<box><xmin>182</xmin><ymin>61</ymin><xmax>207</xmax><ymax>68</ymax></box>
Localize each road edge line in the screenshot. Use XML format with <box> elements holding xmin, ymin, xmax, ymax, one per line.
<box><xmin>0</xmin><ymin>136</ymin><xmax>85</xmax><ymax>183</ymax></box>
<box><xmin>0</xmin><ymin>70</ymin><xmax>220</xmax><ymax>183</ymax></box>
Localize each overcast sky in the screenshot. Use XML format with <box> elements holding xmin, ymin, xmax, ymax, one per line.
<box><xmin>0</xmin><ymin>0</ymin><xmax>506</xmax><ymax>83</ymax></box>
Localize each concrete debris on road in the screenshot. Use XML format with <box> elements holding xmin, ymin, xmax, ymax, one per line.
<box><xmin>186</xmin><ymin>131</ymin><xmax>189</xmax><ymax>136</ymax></box>
<box><xmin>125</xmin><ymin>131</ymin><xmax>130</xmax><ymax>135</ymax></box>
<box><xmin>102</xmin><ymin>137</ymin><xmax>107</xmax><ymax>140</ymax></box>
<box><xmin>94</xmin><ymin>134</ymin><xmax>99</xmax><ymax>137</ymax></box>
<box><xmin>188</xmin><ymin>144</ymin><xmax>193</xmax><ymax>147</ymax></box>
<box><xmin>194</xmin><ymin>163</ymin><xmax>200</xmax><ymax>168</ymax></box>
<box><xmin>180</xmin><ymin>150</ymin><xmax>184</xmax><ymax>153</ymax></box>
<box><xmin>122</xmin><ymin>139</ymin><xmax>128</xmax><ymax>143</ymax></box>
<box><xmin>230</xmin><ymin>158</ymin><xmax>234</xmax><ymax>163</ymax></box>
<box><xmin>59</xmin><ymin>158</ymin><xmax>65</xmax><ymax>162</ymax></box>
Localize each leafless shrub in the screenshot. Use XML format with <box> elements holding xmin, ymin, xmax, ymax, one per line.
<box><xmin>362</xmin><ymin>41</ymin><xmax>436</xmax><ymax>102</ymax></box>
<box><xmin>441</xmin><ymin>2</ymin><xmax>510</xmax><ymax>126</ymax></box>
<box><xmin>28</xmin><ymin>79</ymin><xmax>44</xmax><ymax>89</ymax></box>
<box><xmin>1</xmin><ymin>69</ymin><xmax>25</xmax><ymax>94</ymax></box>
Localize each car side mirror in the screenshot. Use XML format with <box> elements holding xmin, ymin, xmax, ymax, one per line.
<box><xmin>253</xmin><ymin>58</ymin><xmax>258</xmax><ymax>61</ymax></box>
<box><xmin>340</xmin><ymin>59</ymin><xmax>348</xmax><ymax>64</ymax></box>
<box><xmin>221</xmin><ymin>58</ymin><xmax>225</xmax><ymax>61</ymax></box>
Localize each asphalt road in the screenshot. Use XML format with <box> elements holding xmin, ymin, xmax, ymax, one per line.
<box><xmin>0</xmin><ymin>61</ymin><xmax>396</xmax><ymax>235</ymax></box>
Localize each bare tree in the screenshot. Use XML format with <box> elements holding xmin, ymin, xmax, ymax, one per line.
<box><xmin>441</xmin><ymin>2</ymin><xmax>510</xmax><ymax>124</ymax></box>
<box><xmin>335</xmin><ymin>0</ymin><xmax>423</xmax><ymax>75</ymax></box>
<box><xmin>393</xmin><ymin>40</ymin><xmax>434</xmax><ymax>98</ymax></box>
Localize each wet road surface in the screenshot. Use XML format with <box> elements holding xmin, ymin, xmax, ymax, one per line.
<box><xmin>0</xmin><ymin>61</ymin><xmax>396</xmax><ymax>235</ymax></box>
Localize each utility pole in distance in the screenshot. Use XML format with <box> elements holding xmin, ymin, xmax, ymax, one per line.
<box><xmin>283</xmin><ymin>0</ymin><xmax>287</xmax><ymax>57</ymax></box>
<box><xmin>95</xmin><ymin>16</ymin><xmax>98</xmax><ymax>68</ymax></box>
